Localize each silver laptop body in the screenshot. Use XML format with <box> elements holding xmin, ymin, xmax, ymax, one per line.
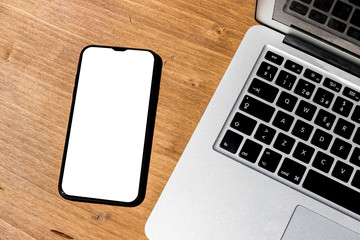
<box><xmin>146</xmin><ymin>0</ymin><xmax>360</xmax><ymax>239</ymax></box>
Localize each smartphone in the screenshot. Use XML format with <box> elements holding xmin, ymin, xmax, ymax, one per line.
<box><xmin>58</xmin><ymin>45</ymin><xmax>162</xmax><ymax>206</ymax></box>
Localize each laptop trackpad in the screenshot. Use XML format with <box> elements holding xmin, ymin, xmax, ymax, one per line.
<box><xmin>282</xmin><ymin>206</ymin><xmax>360</xmax><ymax>240</ymax></box>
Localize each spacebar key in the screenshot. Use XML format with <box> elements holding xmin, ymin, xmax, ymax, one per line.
<box><xmin>239</xmin><ymin>95</ymin><xmax>275</xmax><ymax>122</ymax></box>
<box><xmin>303</xmin><ymin>170</ymin><xmax>360</xmax><ymax>215</ymax></box>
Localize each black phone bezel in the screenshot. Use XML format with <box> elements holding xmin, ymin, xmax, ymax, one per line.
<box><xmin>58</xmin><ymin>45</ymin><xmax>162</xmax><ymax>207</ymax></box>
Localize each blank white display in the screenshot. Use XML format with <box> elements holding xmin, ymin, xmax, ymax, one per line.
<box><xmin>61</xmin><ymin>47</ymin><xmax>154</xmax><ymax>203</ymax></box>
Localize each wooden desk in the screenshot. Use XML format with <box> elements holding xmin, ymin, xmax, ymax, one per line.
<box><xmin>1</xmin><ymin>0</ymin><xmax>257</xmax><ymax>239</ymax></box>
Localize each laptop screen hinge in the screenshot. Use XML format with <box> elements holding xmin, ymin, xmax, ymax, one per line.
<box><xmin>283</xmin><ymin>34</ymin><xmax>360</xmax><ymax>79</ymax></box>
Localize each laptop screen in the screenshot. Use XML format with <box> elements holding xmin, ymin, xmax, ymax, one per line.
<box><xmin>270</xmin><ymin>0</ymin><xmax>360</xmax><ymax>56</ymax></box>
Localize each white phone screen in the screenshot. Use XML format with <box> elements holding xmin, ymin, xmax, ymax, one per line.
<box><xmin>59</xmin><ymin>46</ymin><xmax>160</xmax><ymax>205</ymax></box>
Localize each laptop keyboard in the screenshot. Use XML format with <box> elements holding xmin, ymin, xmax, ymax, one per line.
<box><xmin>284</xmin><ymin>0</ymin><xmax>360</xmax><ymax>45</ymax></box>
<box><xmin>214</xmin><ymin>47</ymin><xmax>360</xmax><ymax>216</ymax></box>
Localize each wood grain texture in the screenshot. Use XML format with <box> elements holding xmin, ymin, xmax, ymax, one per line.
<box><xmin>0</xmin><ymin>0</ymin><xmax>257</xmax><ymax>239</ymax></box>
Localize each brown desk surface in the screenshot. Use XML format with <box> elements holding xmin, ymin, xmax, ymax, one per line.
<box><xmin>1</xmin><ymin>0</ymin><xmax>257</xmax><ymax>239</ymax></box>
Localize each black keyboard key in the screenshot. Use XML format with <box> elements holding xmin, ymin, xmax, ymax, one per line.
<box><xmin>333</xmin><ymin>118</ymin><xmax>355</xmax><ymax>139</ymax></box>
<box><xmin>265</xmin><ymin>51</ymin><xmax>284</xmax><ymax>65</ymax></box>
<box><xmin>254</xmin><ymin>124</ymin><xmax>276</xmax><ymax>145</ymax></box>
<box><xmin>323</xmin><ymin>77</ymin><xmax>341</xmax><ymax>92</ymax></box>
<box><xmin>300</xmin><ymin>0</ymin><xmax>312</xmax><ymax>3</ymax></box>
<box><xmin>330</xmin><ymin>138</ymin><xmax>352</xmax><ymax>159</ymax></box>
<box><xmin>350</xmin><ymin>9</ymin><xmax>360</xmax><ymax>28</ymax></box>
<box><xmin>312</xmin><ymin>151</ymin><xmax>334</xmax><ymax>173</ymax></box>
<box><xmin>352</xmin><ymin>171</ymin><xmax>360</xmax><ymax>189</ymax></box>
<box><xmin>314</xmin><ymin>109</ymin><xmax>336</xmax><ymax>130</ymax></box>
<box><xmin>240</xmin><ymin>95</ymin><xmax>275</xmax><ymax>122</ymax></box>
<box><xmin>275</xmin><ymin>70</ymin><xmax>296</xmax><ymax>90</ymax></box>
<box><xmin>313</xmin><ymin>0</ymin><xmax>334</xmax><ymax>12</ymax></box>
<box><xmin>256</xmin><ymin>62</ymin><xmax>278</xmax><ymax>81</ymax></box>
<box><xmin>292</xmin><ymin>119</ymin><xmax>314</xmax><ymax>141</ymax></box>
<box><xmin>278</xmin><ymin>158</ymin><xmax>306</xmax><ymax>184</ymax></box>
<box><xmin>294</xmin><ymin>79</ymin><xmax>315</xmax><ymax>99</ymax></box>
<box><xmin>239</xmin><ymin>139</ymin><xmax>263</xmax><ymax>163</ymax></box>
<box><xmin>295</xmin><ymin>100</ymin><xmax>317</xmax><ymax>121</ymax></box>
<box><xmin>303</xmin><ymin>170</ymin><xmax>360</xmax><ymax>215</ymax></box>
<box><xmin>276</xmin><ymin>92</ymin><xmax>298</xmax><ymax>112</ymax></box>
<box><xmin>290</xmin><ymin>1</ymin><xmax>309</xmax><ymax>15</ymax></box>
<box><xmin>304</xmin><ymin>69</ymin><xmax>322</xmax><ymax>83</ymax></box>
<box><xmin>311</xmin><ymin>129</ymin><xmax>333</xmax><ymax>150</ymax></box>
<box><xmin>309</xmin><ymin>9</ymin><xmax>328</xmax><ymax>24</ymax></box>
<box><xmin>230</xmin><ymin>112</ymin><xmax>257</xmax><ymax>135</ymax></box>
<box><xmin>332</xmin><ymin>161</ymin><xmax>353</xmax><ymax>182</ymax></box>
<box><xmin>350</xmin><ymin>147</ymin><xmax>360</xmax><ymax>167</ymax></box>
<box><xmin>332</xmin><ymin>96</ymin><xmax>353</xmax><ymax>117</ymax></box>
<box><xmin>328</xmin><ymin>18</ymin><xmax>347</xmax><ymax>33</ymax></box>
<box><xmin>293</xmin><ymin>142</ymin><xmax>315</xmax><ymax>163</ymax></box>
<box><xmin>343</xmin><ymin>87</ymin><xmax>360</xmax><ymax>101</ymax></box>
<box><xmin>332</xmin><ymin>1</ymin><xmax>352</xmax><ymax>21</ymax></box>
<box><xmin>351</xmin><ymin>106</ymin><xmax>360</xmax><ymax>123</ymax></box>
<box><xmin>313</xmin><ymin>87</ymin><xmax>334</xmax><ymax>108</ymax></box>
<box><xmin>220</xmin><ymin>130</ymin><xmax>243</xmax><ymax>154</ymax></box>
<box><xmin>285</xmin><ymin>60</ymin><xmax>303</xmax><ymax>74</ymax></box>
<box><xmin>248</xmin><ymin>78</ymin><xmax>279</xmax><ymax>102</ymax></box>
<box><xmin>272</xmin><ymin>111</ymin><xmax>294</xmax><ymax>131</ymax></box>
<box><xmin>353</xmin><ymin>128</ymin><xmax>360</xmax><ymax>145</ymax></box>
<box><xmin>258</xmin><ymin>148</ymin><xmax>282</xmax><ymax>172</ymax></box>
<box><xmin>347</xmin><ymin>27</ymin><xmax>360</xmax><ymax>41</ymax></box>
<box><xmin>274</xmin><ymin>132</ymin><xmax>295</xmax><ymax>154</ymax></box>
<box><xmin>349</xmin><ymin>0</ymin><xmax>360</xmax><ymax>7</ymax></box>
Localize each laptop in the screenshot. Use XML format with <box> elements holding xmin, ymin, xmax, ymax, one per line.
<box><xmin>146</xmin><ymin>0</ymin><xmax>360</xmax><ymax>239</ymax></box>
